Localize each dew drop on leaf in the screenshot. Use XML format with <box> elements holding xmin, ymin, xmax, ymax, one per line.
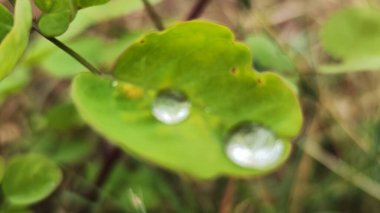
<box><xmin>226</xmin><ymin>123</ymin><xmax>284</xmax><ymax>169</ymax></box>
<box><xmin>152</xmin><ymin>89</ymin><xmax>191</xmax><ymax>125</ymax></box>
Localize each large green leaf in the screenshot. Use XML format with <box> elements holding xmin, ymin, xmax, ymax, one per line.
<box><xmin>72</xmin><ymin>21</ymin><xmax>302</xmax><ymax>179</ymax></box>
<box><xmin>0</xmin><ymin>0</ymin><xmax>32</xmax><ymax>81</ymax></box>
<box><xmin>0</xmin><ymin>4</ymin><xmax>13</xmax><ymax>41</ymax></box>
<box><xmin>319</xmin><ymin>7</ymin><xmax>380</xmax><ymax>73</ymax></box>
<box><xmin>2</xmin><ymin>153</ymin><xmax>62</xmax><ymax>205</ymax></box>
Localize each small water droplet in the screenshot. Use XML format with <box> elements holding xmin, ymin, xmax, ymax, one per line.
<box><xmin>152</xmin><ymin>89</ymin><xmax>191</xmax><ymax>125</ymax></box>
<box><xmin>112</xmin><ymin>80</ymin><xmax>119</xmax><ymax>87</ymax></box>
<box><xmin>225</xmin><ymin>123</ymin><xmax>284</xmax><ymax>169</ymax></box>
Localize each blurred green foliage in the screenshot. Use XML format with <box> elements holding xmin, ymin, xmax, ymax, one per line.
<box><xmin>0</xmin><ymin>0</ymin><xmax>380</xmax><ymax>212</ymax></box>
<box><xmin>1</xmin><ymin>154</ymin><xmax>62</xmax><ymax>205</ymax></box>
<box><xmin>0</xmin><ymin>0</ymin><xmax>31</xmax><ymax>80</ymax></box>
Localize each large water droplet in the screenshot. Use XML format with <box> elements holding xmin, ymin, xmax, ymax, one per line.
<box><xmin>226</xmin><ymin>123</ymin><xmax>284</xmax><ymax>169</ymax></box>
<box><xmin>152</xmin><ymin>89</ymin><xmax>191</xmax><ymax>125</ymax></box>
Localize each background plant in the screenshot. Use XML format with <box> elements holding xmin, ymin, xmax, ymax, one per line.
<box><xmin>0</xmin><ymin>0</ymin><xmax>379</xmax><ymax>212</ymax></box>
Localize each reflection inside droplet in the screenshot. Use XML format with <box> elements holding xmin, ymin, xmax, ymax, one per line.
<box><xmin>226</xmin><ymin>123</ymin><xmax>284</xmax><ymax>169</ymax></box>
<box><xmin>152</xmin><ymin>89</ymin><xmax>191</xmax><ymax>125</ymax></box>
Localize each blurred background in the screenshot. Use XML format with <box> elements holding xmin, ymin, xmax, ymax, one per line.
<box><xmin>1</xmin><ymin>0</ymin><xmax>380</xmax><ymax>212</ymax></box>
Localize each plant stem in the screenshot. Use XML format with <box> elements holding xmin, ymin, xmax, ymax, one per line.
<box><xmin>7</xmin><ymin>0</ymin><xmax>102</xmax><ymax>75</ymax></box>
<box><xmin>303</xmin><ymin>140</ymin><xmax>380</xmax><ymax>201</ymax></box>
<box><xmin>219</xmin><ymin>178</ymin><xmax>235</xmax><ymax>213</ymax></box>
<box><xmin>141</xmin><ymin>0</ymin><xmax>165</xmax><ymax>31</ymax></box>
<box><xmin>31</xmin><ymin>24</ymin><xmax>102</xmax><ymax>75</ymax></box>
<box><xmin>186</xmin><ymin>0</ymin><xmax>211</xmax><ymax>20</ymax></box>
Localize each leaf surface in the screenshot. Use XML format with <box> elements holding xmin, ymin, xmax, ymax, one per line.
<box><xmin>0</xmin><ymin>4</ymin><xmax>13</xmax><ymax>41</ymax></box>
<box><xmin>320</xmin><ymin>7</ymin><xmax>380</xmax><ymax>73</ymax></box>
<box><xmin>0</xmin><ymin>0</ymin><xmax>32</xmax><ymax>81</ymax></box>
<box><xmin>72</xmin><ymin>21</ymin><xmax>303</xmax><ymax>179</ymax></box>
<box><xmin>2</xmin><ymin>153</ymin><xmax>62</xmax><ymax>205</ymax></box>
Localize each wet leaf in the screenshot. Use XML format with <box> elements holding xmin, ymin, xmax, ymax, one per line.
<box><xmin>72</xmin><ymin>21</ymin><xmax>303</xmax><ymax>179</ymax></box>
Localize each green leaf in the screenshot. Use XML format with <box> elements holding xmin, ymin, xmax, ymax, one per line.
<box><xmin>35</xmin><ymin>0</ymin><xmax>54</xmax><ymax>12</ymax></box>
<box><xmin>245</xmin><ymin>34</ymin><xmax>295</xmax><ymax>72</ymax></box>
<box><xmin>0</xmin><ymin>4</ymin><xmax>13</xmax><ymax>41</ymax></box>
<box><xmin>75</xmin><ymin>0</ymin><xmax>110</xmax><ymax>8</ymax></box>
<box><xmin>0</xmin><ymin>156</ymin><xmax>4</xmax><ymax>184</ymax></box>
<box><xmin>245</xmin><ymin>33</ymin><xmax>298</xmax><ymax>84</ymax></box>
<box><xmin>58</xmin><ymin>0</ymin><xmax>161</xmax><ymax>39</ymax></box>
<box><xmin>319</xmin><ymin>7</ymin><xmax>380</xmax><ymax>73</ymax></box>
<box><xmin>0</xmin><ymin>0</ymin><xmax>32</xmax><ymax>81</ymax></box>
<box><xmin>72</xmin><ymin>21</ymin><xmax>303</xmax><ymax>179</ymax></box>
<box><xmin>2</xmin><ymin>153</ymin><xmax>62</xmax><ymax>205</ymax></box>
<box><xmin>37</xmin><ymin>0</ymin><xmax>77</xmax><ymax>37</ymax></box>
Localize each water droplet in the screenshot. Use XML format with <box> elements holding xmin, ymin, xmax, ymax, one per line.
<box><xmin>152</xmin><ymin>89</ymin><xmax>191</xmax><ymax>125</ymax></box>
<box><xmin>225</xmin><ymin>123</ymin><xmax>284</xmax><ymax>169</ymax></box>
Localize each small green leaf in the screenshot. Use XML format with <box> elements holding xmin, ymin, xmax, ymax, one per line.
<box><xmin>37</xmin><ymin>0</ymin><xmax>77</xmax><ymax>37</ymax></box>
<box><xmin>35</xmin><ymin>0</ymin><xmax>54</xmax><ymax>12</ymax></box>
<box><xmin>245</xmin><ymin>34</ymin><xmax>295</xmax><ymax>72</ymax></box>
<box><xmin>0</xmin><ymin>4</ymin><xmax>13</xmax><ymax>41</ymax></box>
<box><xmin>0</xmin><ymin>0</ymin><xmax>32</xmax><ymax>81</ymax></box>
<box><xmin>319</xmin><ymin>7</ymin><xmax>380</xmax><ymax>73</ymax></box>
<box><xmin>72</xmin><ymin>21</ymin><xmax>302</xmax><ymax>179</ymax></box>
<box><xmin>245</xmin><ymin>33</ymin><xmax>298</xmax><ymax>84</ymax></box>
<box><xmin>321</xmin><ymin>7</ymin><xmax>380</xmax><ymax>60</ymax></box>
<box><xmin>2</xmin><ymin>153</ymin><xmax>62</xmax><ymax>205</ymax></box>
<box><xmin>58</xmin><ymin>0</ymin><xmax>161</xmax><ymax>39</ymax></box>
<box><xmin>0</xmin><ymin>156</ymin><xmax>4</xmax><ymax>184</ymax></box>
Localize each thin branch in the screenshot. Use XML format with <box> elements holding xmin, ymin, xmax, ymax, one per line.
<box><xmin>141</xmin><ymin>0</ymin><xmax>164</xmax><ymax>31</ymax></box>
<box><xmin>7</xmin><ymin>0</ymin><xmax>102</xmax><ymax>75</ymax></box>
<box><xmin>186</xmin><ymin>0</ymin><xmax>211</xmax><ymax>20</ymax></box>
<box><xmin>31</xmin><ymin>24</ymin><xmax>102</xmax><ymax>75</ymax></box>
